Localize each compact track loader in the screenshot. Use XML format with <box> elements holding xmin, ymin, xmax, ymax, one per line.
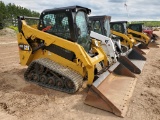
<box><xmin>17</xmin><ymin>6</ymin><xmax>137</xmax><ymax>117</ymax></box>
<box><xmin>128</xmin><ymin>23</ymin><xmax>159</xmax><ymax>48</ymax></box>
<box><xmin>89</xmin><ymin>16</ymin><xmax>146</xmax><ymax>74</ymax></box>
<box><xmin>110</xmin><ymin>21</ymin><xmax>150</xmax><ymax>49</ymax></box>
<box><xmin>128</xmin><ymin>23</ymin><xmax>150</xmax><ymax>41</ymax></box>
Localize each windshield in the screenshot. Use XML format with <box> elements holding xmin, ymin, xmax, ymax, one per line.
<box><xmin>75</xmin><ymin>11</ymin><xmax>90</xmax><ymax>52</ymax></box>
<box><xmin>112</xmin><ymin>23</ymin><xmax>123</xmax><ymax>33</ymax></box>
<box><xmin>91</xmin><ymin>20</ymin><xmax>102</xmax><ymax>35</ymax></box>
<box><xmin>43</xmin><ymin>13</ymin><xmax>71</xmax><ymax>40</ymax></box>
<box><xmin>104</xmin><ymin>19</ymin><xmax>110</xmax><ymax>37</ymax></box>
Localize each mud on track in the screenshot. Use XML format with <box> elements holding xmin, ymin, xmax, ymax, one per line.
<box><xmin>0</xmin><ymin>29</ymin><xmax>160</xmax><ymax>120</ymax></box>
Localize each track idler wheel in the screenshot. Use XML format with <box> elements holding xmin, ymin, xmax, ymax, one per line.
<box><xmin>64</xmin><ymin>77</ymin><xmax>74</xmax><ymax>90</ymax></box>
<box><xmin>32</xmin><ymin>73</ymin><xmax>40</xmax><ymax>82</ymax></box>
<box><xmin>56</xmin><ymin>79</ymin><xmax>64</xmax><ymax>89</ymax></box>
<box><xmin>37</xmin><ymin>64</ymin><xmax>45</xmax><ymax>74</ymax></box>
<box><xmin>40</xmin><ymin>75</ymin><xmax>48</xmax><ymax>84</ymax></box>
<box><xmin>27</xmin><ymin>70</ymin><xmax>34</xmax><ymax>80</ymax></box>
<box><xmin>48</xmin><ymin>76</ymin><xmax>56</xmax><ymax>86</ymax></box>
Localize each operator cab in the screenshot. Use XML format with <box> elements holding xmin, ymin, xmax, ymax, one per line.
<box><xmin>38</xmin><ymin>6</ymin><xmax>91</xmax><ymax>52</ymax></box>
<box><xmin>110</xmin><ymin>21</ymin><xmax>128</xmax><ymax>34</ymax></box>
<box><xmin>128</xmin><ymin>23</ymin><xmax>144</xmax><ymax>32</ymax></box>
<box><xmin>89</xmin><ymin>15</ymin><xmax>111</xmax><ymax>37</ymax></box>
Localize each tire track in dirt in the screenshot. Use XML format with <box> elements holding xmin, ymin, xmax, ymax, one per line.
<box><xmin>0</xmin><ymin>51</ymin><xmax>18</xmax><ymax>55</ymax></box>
<box><xmin>139</xmin><ymin>38</ymin><xmax>160</xmax><ymax>119</ymax></box>
<box><xmin>0</xmin><ymin>41</ymin><xmax>17</xmax><ymax>45</ymax></box>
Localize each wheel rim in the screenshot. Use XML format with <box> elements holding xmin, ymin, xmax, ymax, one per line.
<box><xmin>40</xmin><ymin>75</ymin><xmax>48</xmax><ymax>84</ymax></box>
<box><xmin>65</xmin><ymin>80</ymin><xmax>74</xmax><ymax>89</ymax></box>
<box><xmin>33</xmin><ymin>73</ymin><xmax>39</xmax><ymax>81</ymax></box>
<box><xmin>56</xmin><ymin>79</ymin><xmax>64</xmax><ymax>88</ymax></box>
<box><xmin>27</xmin><ymin>71</ymin><xmax>34</xmax><ymax>80</ymax></box>
<box><xmin>48</xmin><ymin>77</ymin><xmax>56</xmax><ymax>86</ymax></box>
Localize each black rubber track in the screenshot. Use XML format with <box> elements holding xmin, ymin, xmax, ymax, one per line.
<box><xmin>24</xmin><ymin>58</ymin><xmax>83</xmax><ymax>94</ymax></box>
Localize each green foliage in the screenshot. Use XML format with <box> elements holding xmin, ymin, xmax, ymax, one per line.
<box><xmin>0</xmin><ymin>23</ymin><xmax>3</xmax><ymax>29</ymax></box>
<box><xmin>0</xmin><ymin>1</ymin><xmax>6</xmax><ymax>23</ymax></box>
<box><xmin>8</xmin><ymin>26</ymin><xmax>18</xmax><ymax>32</ymax></box>
<box><xmin>0</xmin><ymin>1</ymin><xmax>40</xmax><ymax>27</ymax></box>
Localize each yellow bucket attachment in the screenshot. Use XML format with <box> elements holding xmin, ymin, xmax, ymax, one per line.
<box><xmin>84</xmin><ymin>62</ymin><xmax>137</xmax><ymax>117</ymax></box>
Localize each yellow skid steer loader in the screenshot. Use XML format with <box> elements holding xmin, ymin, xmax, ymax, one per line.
<box><xmin>110</xmin><ymin>21</ymin><xmax>150</xmax><ymax>50</ymax></box>
<box><xmin>17</xmin><ymin>6</ymin><xmax>137</xmax><ymax>117</ymax></box>
<box><xmin>128</xmin><ymin>23</ymin><xmax>159</xmax><ymax>48</ymax></box>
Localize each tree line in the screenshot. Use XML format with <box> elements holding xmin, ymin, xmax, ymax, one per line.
<box><xmin>0</xmin><ymin>1</ymin><xmax>159</xmax><ymax>29</ymax></box>
<box><xmin>0</xmin><ymin>1</ymin><xmax>40</xmax><ymax>28</ymax></box>
<box><xmin>131</xmin><ymin>21</ymin><xmax>160</xmax><ymax>27</ymax></box>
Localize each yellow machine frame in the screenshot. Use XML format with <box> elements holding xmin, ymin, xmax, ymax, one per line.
<box><xmin>18</xmin><ymin>20</ymin><xmax>108</xmax><ymax>85</ymax></box>
<box><xmin>128</xmin><ymin>28</ymin><xmax>150</xmax><ymax>44</ymax></box>
<box><xmin>111</xmin><ymin>30</ymin><xmax>136</xmax><ymax>48</ymax></box>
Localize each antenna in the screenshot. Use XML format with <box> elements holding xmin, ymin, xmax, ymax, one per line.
<box><xmin>124</xmin><ymin>0</ymin><xmax>130</xmax><ymax>22</ymax></box>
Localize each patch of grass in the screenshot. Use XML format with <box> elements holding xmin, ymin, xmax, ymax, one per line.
<box><xmin>131</xmin><ymin>21</ymin><xmax>160</xmax><ymax>27</ymax></box>
<box><xmin>8</xmin><ymin>26</ymin><xmax>18</xmax><ymax>32</ymax></box>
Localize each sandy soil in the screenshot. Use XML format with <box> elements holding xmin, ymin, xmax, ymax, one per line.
<box><xmin>0</xmin><ymin>29</ymin><xmax>160</xmax><ymax>120</ymax></box>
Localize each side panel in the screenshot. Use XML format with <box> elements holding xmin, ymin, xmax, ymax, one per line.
<box><xmin>128</xmin><ymin>28</ymin><xmax>150</xmax><ymax>44</ymax></box>
<box><xmin>30</xmin><ymin>48</ymin><xmax>85</xmax><ymax>76</ymax></box>
<box><xmin>17</xmin><ymin>33</ymin><xmax>33</xmax><ymax>66</ymax></box>
<box><xmin>111</xmin><ymin>30</ymin><xmax>134</xmax><ymax>48</ymax></box>
<box><xmin>45</xmin><ymin>44</ymin><xmax>75</xmax><ymax>61</ymax></box>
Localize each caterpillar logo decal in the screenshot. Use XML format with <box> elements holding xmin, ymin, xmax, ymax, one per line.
<box><xmin>19</xmin><ymin>44</ymin><xmax>31</xmax><ymax>51</ymax></box>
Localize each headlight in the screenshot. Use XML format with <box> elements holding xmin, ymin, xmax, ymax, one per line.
<box><xmin>95</xmin><ymin>40</ymin><xmax>99</xmax><ymax>47</ymax></box>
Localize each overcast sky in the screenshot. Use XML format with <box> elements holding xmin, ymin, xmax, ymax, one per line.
<box><xmin>2</xmin><ymin>0</ymin><xmax>160</xmax><ymax>21</ymax></box>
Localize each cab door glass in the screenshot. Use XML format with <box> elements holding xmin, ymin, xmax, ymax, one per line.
<box><xmin>92</xmin><ymin>20</ymin><xmax>102</xmax><ymax>35</ymax></box>
<box><xmin>43</xmin><ymin>13</ymin><xmax>71</xmax><ymax>40</ymax></box>
<box><xmin>76</xmin><ymin>11</ymin><xmax>90</xmax><ymax>52</ymax></box>
<box><xmin>104</xmin><ymin>20</ymin><xmax>110</xmax><ymax>37</ymax></box>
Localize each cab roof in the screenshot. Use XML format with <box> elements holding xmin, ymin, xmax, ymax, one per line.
<box><xmin>42</xmin><ymin>5</ymin><xmax>91</xmax><ymax>14</ymax></box>
<box><xmin>110</xmin><ymin>21</ymin><xmax>128</xmax><ymax>24</ymax></box>
<box><xmin>89</xmin><ymin>15</ymin><xmax>111</xmax><ymax>21</ymax></box>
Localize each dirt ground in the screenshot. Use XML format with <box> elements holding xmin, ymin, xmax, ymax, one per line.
<box><xmin>0</xmin><ymin>28</ymin><xmax>160</xmax><ymax>120</ymax></box>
